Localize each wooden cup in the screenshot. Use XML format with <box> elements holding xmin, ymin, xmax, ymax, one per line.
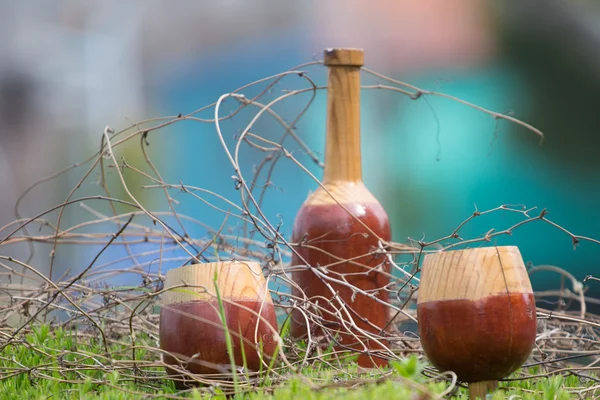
<box><xmin>417</xmin><ymin>246</ymin><xmax>537</xmax><ymax>399</ymax></box>
<box><xmin>159</xmin><ymin>261</ymin><xmax>279</xmax><ymax>388</ymax></box>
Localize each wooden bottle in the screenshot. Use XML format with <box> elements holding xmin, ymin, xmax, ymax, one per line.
<box><xmin>417</xmin><ymin>246</ymin><xmax>537</xmax><ymax>399</ymax></box>
<box><xmin>160</xmin><ymin>261</ymin><xmax>279</xmax><ymax>388</ymax></box>
<box><xmin>290</xmin><ymin>48</ymin><xmax>392</xmax><ymax>368</ymax></box>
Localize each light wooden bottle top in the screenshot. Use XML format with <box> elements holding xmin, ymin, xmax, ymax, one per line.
<box><xmin>323</xmin><ymin>48</ymin><xmax>364</xmax><ymax>67</ymax></box>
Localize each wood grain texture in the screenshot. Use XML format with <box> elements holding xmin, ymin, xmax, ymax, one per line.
<box><xmin>468</xmin><ymin>381</ymin><xmax>498</xmax><ymax>400</ymax></box>
<box><xmin>290</xmin><ymin>49</ymin><xmax>392</xmax><ymax>368</ymax></box>
<box><xmin>323</xmin><ymin>48</ymin><xmax>364</xmax><ymax>67</ymax></box>
<box><xmin>417</xmin><ymin>292</ymin><xmax>537</xmax><ymax>383</ymax></box>
<box><xmin>302</xmin><ymin>180</ymin><xmax>379</xmax><ymax>206</ymax></box>
<box><xmin>159</xmin><ymin>262</ymin><xmax>279</xmax><ymax>386</ymax></box>
<box><xmin>290</xmin><ymin>187</ymin><xmax>392</xmax><ymax>367</ymax></box>
<box><xmin>418</xmin><ymin>246</ymin><xmax>533</xmax><ymax>303</ymax></box>
<box><xmin>416</xmin><ymin>246</ymin><xmax>537</xmax><ymax>395</ymax></box>
<box><xmin>163</xmin><ymin>261</ymin><xmax>270</xmax><ymax>305</ymax></box>
<box><xmin>160</xmin><ymin>299</ymin><xmax>279</xmax><ymax>381</ymax></box>
<box><xmin>322</xmin><ymin>49</ymin><xmax>363</xmax><ymax>184</ymax></box>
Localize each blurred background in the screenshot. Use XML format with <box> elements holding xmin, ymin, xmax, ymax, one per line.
<box><xmin>1</xmin><ymin>0</ymin><xmax>600</xmax><ymax>310</ymax></box>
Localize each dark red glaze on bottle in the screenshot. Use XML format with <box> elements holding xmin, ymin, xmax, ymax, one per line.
<box><xmin>290</xmin><ymin>49</ymin><xmax>393</xmax><ymax>368</ymax></box>
<box><xmin>290</xmin><ymin>191</ymin><xmax>392</xmax><ymax>366</ymax></box>
<box><xmin>417</xmin><ymin>292</ymin><xmax>537</xmax><ymax>382</ymax></box>
<box><xmin>160</xmin><ymin>298</ymin><xmax>279</xmax><ymax>385</ymax></box>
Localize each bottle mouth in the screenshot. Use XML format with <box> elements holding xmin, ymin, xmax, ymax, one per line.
<box><xmin>323</xmin><ymin>48</ymin><xmax>364</xmax><ymax>67</ymax></box>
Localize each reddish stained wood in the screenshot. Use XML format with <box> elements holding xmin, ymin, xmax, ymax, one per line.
<box><xmin>290</xmin><ymin>197</ymin><xmax>392</xmax><ymax>367</ymax></box>
<box><xmin>160</xmin><ymin>299</ymin><xmax>278</xmax><ymax>386</ymax></box>
<box><xmin>289</xmin><ymin>48</ymin><xmax>393</xmax><ymax>367</ymax></box>
<box><xmin>417</xmin><ymin>292</ymin><xmax>537</xmax><ymax>383</ymax></box>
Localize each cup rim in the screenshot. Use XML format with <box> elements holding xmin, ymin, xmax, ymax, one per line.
<box><xmin>164</xmin><ymin>260</ymin><xmax>262</xmax><ymax>279</ymax></box>
<box><xmin>424</xmin><ymin>245</ymin><xmax>520</xmax><ymax>257</ymax></box>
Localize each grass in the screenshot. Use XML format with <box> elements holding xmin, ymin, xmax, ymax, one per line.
<box><xmin>0</xmin><ymin>324</ymin><xmax>596</xmax><ymax>399</ymax></box>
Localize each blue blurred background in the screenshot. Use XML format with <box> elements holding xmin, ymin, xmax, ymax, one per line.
<box><xmin>1</xmin><ymin>1</ymin><xmax>599</xmax><ymax>310</ymax></box>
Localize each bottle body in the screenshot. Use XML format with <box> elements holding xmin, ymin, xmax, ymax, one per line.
<box><xmin>290</xmin><ymin>181</ymin><xmax>392</xmax><ymax>367</ymax></box>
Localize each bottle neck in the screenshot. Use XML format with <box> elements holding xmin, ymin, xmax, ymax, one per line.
<box><xmin>322</xmin><ymin>65</ymin><xmax>362</xmax><ymax>184</ymax></box>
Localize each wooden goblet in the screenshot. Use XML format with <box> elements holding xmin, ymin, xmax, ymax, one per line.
<box><xmin>159</xmin><ymin>261</ymin><xmax>279</xmax><ymax>388</ymax></box>
<box><xmin>417</xmin><ymin>246</ymin><xmax>537</xmax><ymax>399</ymax></box>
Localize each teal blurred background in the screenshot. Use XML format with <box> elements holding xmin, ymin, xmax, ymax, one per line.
<box><xmin>1</xmin><ymin>1</ymin><xmax>599</xmax><ymax>310</ymax></box>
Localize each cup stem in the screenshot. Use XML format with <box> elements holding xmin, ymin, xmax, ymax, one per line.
<box><xmin>469</xmin><ymin>380</ymin><xmax>498</xmax><ymax>399</ymax></box>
